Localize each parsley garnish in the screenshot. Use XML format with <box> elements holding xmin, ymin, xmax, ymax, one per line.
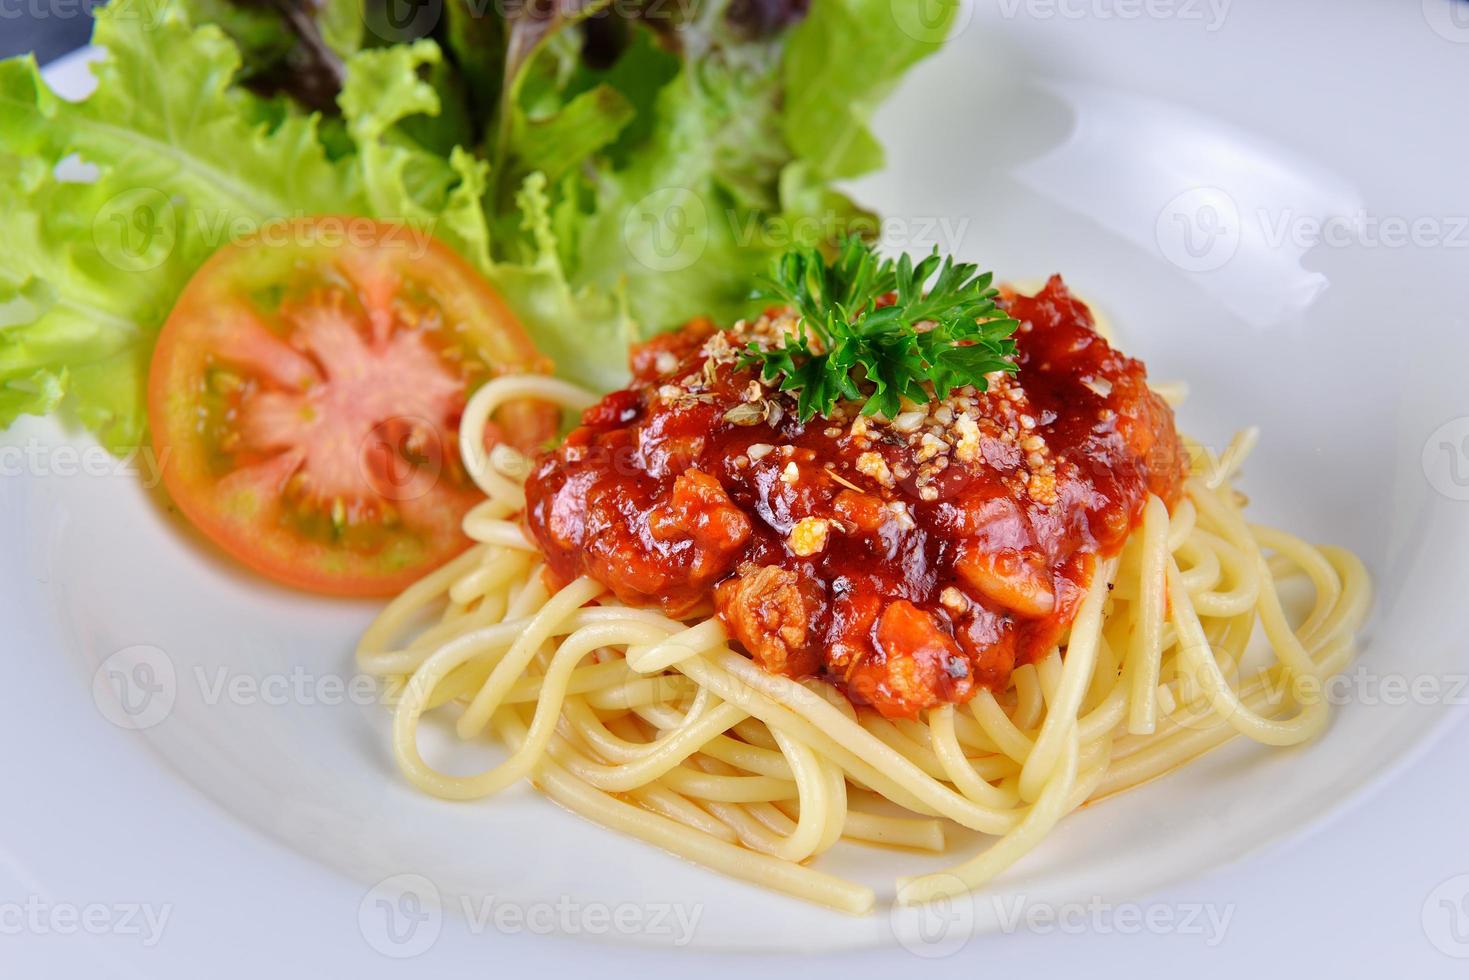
<box><xmin>739</xmin><ymin>239</ymin><xmax>1020</xmax><ymax>422</ymax></box>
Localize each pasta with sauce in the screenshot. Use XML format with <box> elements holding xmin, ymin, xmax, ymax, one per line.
<box><xmin>357</xmin><ymin>280</ymin><xmax>1370</xmax><ymax>913</ymax></box>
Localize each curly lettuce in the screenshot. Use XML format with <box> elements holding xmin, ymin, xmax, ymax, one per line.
<box><xmin>0</xmin><ymin>7</ymin><xmax>364</xmax><ymax>451</ymax></box>
<box><xmin>0</xmin><ymin>0</ymin><xmax>954</xmax><ymax>452</ymax></box>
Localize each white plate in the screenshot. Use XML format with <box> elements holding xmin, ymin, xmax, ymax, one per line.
<box><xmin>5</xmin><ymin>0</ymin><xmax>1469</xmax><ymax>966</ymax></box>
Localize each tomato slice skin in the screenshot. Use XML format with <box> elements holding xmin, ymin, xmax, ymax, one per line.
<box><xmin>148</xmin><ymin>216</ymin><xmax>555</xmax><ymax>597</ymax></box>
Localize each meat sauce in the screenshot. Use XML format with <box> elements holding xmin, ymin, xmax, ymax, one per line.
<box><xmin>524</xmin><ymin>277</ymin><xmax>1188</xmax><ymax>718</ymax></box>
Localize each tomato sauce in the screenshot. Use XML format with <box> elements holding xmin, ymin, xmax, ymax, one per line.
<box><xmin>524</xmin><ymin>278</ymin><xmax>1188</xmax><ymax>718</ymax></box>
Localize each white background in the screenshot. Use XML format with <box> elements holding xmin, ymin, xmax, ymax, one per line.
<box><xmin>4</xmin><ymin>712</ymin><xmax>1467</xmax><ymax>974</ymax></box>
<box><xmin>5</xmin><ymin>0</ymin><xmax>1469</xmax><ymax>975</ymax></box>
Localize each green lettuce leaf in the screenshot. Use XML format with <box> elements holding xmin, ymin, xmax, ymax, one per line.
<box><xmin>338</xmin><ymin>39</ymin><xmax>495</xmax><ymax>269</ymax></box>
<box><xmin>0</xmin><ymin>0</ymin><xmax>954</xmax><ymax>454</ymax></box>
<box><xmin>337</xmin><ymin>39</ymin><xmax>634</xmax><ymax>389</ymax></box>
<box><xmin>488</xmin><ymin>173</ymin><xmax>638</xmax><ymax>392</ymax></box>
<box><xmin>0</xmin><ymin>5</ymin><xmax>362</xmax><ymax>450</ymax></box>
<box><xmin>782</xmin><ymin>0</ymin><xmax>956</xmax><ymax>180</ymax></box>
<box><xmin>546</xmin><ymin>2</ymin><xmax>939</xmax><ymax>334</ymax></box>
<box><xmin>510</xmin><ymin>83</ymin><xmax>634</xmax><ymax>185</ymax></box>
<box><xmin>565</xmin><ymin>57</ymin><xmax>790</xmax><ymax>332</ymax></box>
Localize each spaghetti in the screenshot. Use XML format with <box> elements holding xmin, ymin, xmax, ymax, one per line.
<box><xmin>357</xmin><ymin>372</ymin><xmax>1370</xmax><ymax>914</ymax></box>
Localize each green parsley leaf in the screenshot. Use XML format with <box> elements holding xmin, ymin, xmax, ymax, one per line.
<box><xmin>741</xmin><ymin>239</ymin><xmax>1019</xmax><ymax>421</ymax></box>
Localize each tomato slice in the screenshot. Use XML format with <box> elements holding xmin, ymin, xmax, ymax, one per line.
<box><xmin>148</xmin><ymin>217</ymin><xmax>557</xmax><ymax>596</ymax></box>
